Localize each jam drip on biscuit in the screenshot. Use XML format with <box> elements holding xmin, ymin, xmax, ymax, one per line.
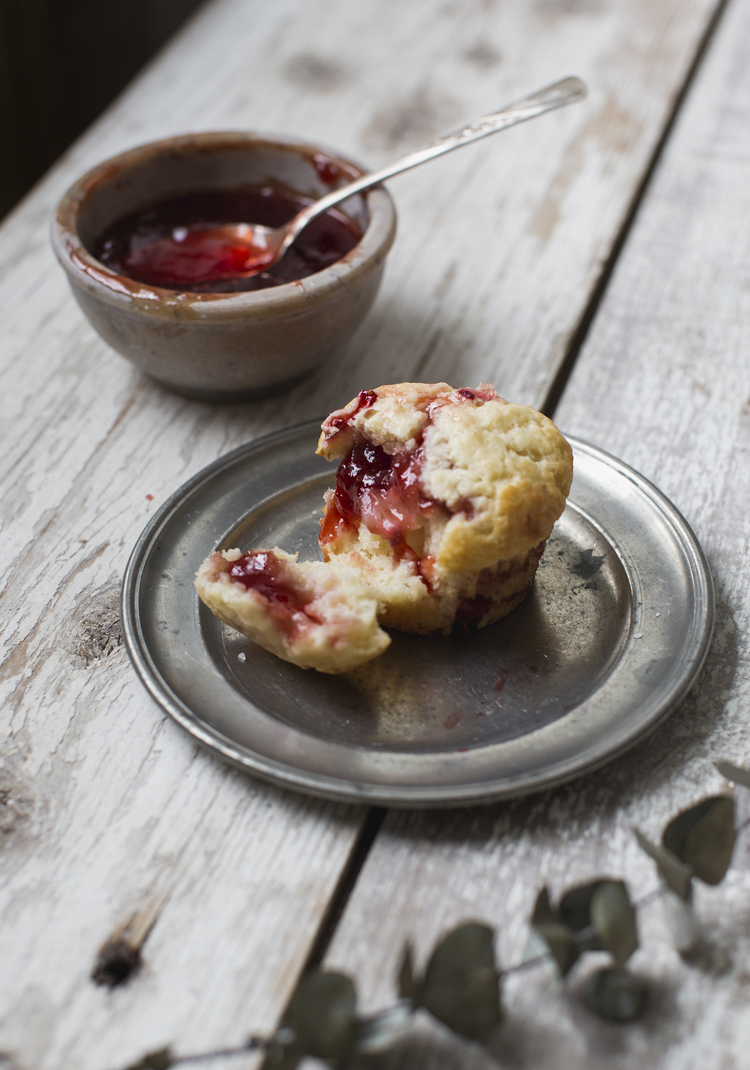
<box><xmin>454</xmin><ymin>546</ymin><xmax>544</xmax><ymax>626</ymax></box>
<box><xmin>229</xmin><ymin>550</ymin><xmax>316</xmax><ymax>637</ymax></box>
<box><xmin>319</xmin><ymin>385</ymin><xmax>498</xmax><ymax>569</ymax></box>
<box><xmin>323</xmin><ymin>389</ymin><xmax>377</xmax><ymax>440</ymax></box>
<box><xmin>320</xmin><ymin>441</ymin><xmax>440</xmax><ymax>558</ymax></box>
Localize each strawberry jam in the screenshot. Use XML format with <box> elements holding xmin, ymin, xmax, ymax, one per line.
<box><xmin>94</xmin><ymin>186</ymin><xmax>361</xmax><ymax>293</ymax></box>
<box><xmin>320</xmin><ymin>441</ymin><xmax>441</xmax><ymax>555</ymax></box>
<box><xmin>319</xmin><ymin>385</ymin><xmax>497</xmax><ymax>560</ymax></box>
<box><xmin>229</xmin><ymin>550</ymin><xmax>313</xmax><ymax>637</ymax></box>
<box><xmin>323</xmin><ymin>389</ymin><xmax>377</xmax><ymax>441</ymax></box>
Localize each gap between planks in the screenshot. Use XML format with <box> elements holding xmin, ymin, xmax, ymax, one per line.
<box><xmin>254</xmin><ymin>0</ymin><xmax>737</xmax><ymax>1026</ymax></box>
<box><xmin>541</xmin><ymin>0</ymin><xmax>733</xmax><ymax>418</ymax></box>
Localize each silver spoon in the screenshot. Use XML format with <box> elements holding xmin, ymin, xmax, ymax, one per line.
<box><xmin>173</xmin><ymin>76</ymin><xmax>586</xmax><ymax>277</ymax></box>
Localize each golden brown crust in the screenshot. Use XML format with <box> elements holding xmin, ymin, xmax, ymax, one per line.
<box><xmin>328</xmin><ymin>537</ymin><xmax>545</xmax><ymax>635</ymax></box>
<box><xmin>424</xmin><ymin>401</ymin><xmax>573</xmax><ymax>569</ymax></box>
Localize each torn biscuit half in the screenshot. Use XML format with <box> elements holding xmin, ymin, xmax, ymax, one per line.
<box><xmin>195</xmin><ymin>547</ymin><xmax>390</xmax><ymax>674</ymax></box>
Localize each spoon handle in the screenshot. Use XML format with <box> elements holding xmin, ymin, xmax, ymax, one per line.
<box><xmin>285</xmin><ymin>76</ymin><xmax>586</xmax><ymax>247</ymax></box>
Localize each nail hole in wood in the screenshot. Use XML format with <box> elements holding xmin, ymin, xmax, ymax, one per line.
<box><xmin>91</xmin><ymin>937</ymin><xmax>142</xmax><ymax>988</ymax></box>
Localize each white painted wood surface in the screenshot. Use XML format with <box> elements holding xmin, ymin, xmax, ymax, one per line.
<box><xmin>325</xmin><ymin>0</ymin><xmax>750</xmax><ymax>1066</ymax></box>
<box><xmin>0</xmin><ymin>0</ymin><xmax>735</xmax><ymax>1065</ymax></box>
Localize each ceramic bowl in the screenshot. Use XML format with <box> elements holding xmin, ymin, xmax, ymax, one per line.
<box><xmin>52</xmin><ymin>132</ymin><xmax>397</xmax><ymax>401</ymax></box>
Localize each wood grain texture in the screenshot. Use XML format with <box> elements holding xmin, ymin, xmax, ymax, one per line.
<box><xmin>324</xmin><ymin>0</ymin><xmax>750</xmax><ymax>1066</ymax></box>
<box><xmin>0</xmin><ymin>0</ymin><xmax>730</xmax><ymax>1065</ymax></box>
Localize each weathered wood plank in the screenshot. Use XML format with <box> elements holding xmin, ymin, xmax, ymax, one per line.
<box><xmin>0</xmin><ymin>0</ymin><xmax>729</xmax><ymax>1065</ymax></box>
<box><xmin>324</xmin><ymin>0</ymin><xmax>750</xmax><ymax>1066</ymax></box>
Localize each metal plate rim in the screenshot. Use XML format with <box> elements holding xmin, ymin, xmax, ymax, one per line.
<box><xmin>121</xmin><ymin>423</ymin><xmax>715</xmax><ymax>808</ymax></box>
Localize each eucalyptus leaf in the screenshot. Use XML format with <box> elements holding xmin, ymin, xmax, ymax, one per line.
<box><xmin>283</xmin><ymin>971</ymin><xmax>357</xmax><ymax>1061</ymax></box>
<box><xmin>531</xmin><ymin>887</ymin><xmax>556</xmax><ymax>928</ymax></box>
<box><xmin>421</xmin><ymin>923</ymin><xmax>502</xmax><ymax>1041</ymax></box>
<box><xmin>125</xmin><ymin>1049</ymin><xmax>172</xmax><ymax>1070</ymax></box>
<box><xmin>715</xmin><ymin>760</ymin><xmax>750</xmax><ymax>789</ymax></box>
<box><xmin>634</xmin><ymin>828</ymin><xmax>693</xmax><ymax>901</ymax></box>
<box><xmin>523</xmin><ymin>927</ymin><xmax>553</xmax><ymax>964</ymax></box>
<box><xmin>685</xmin><ymin>798</ymin><xmax>735</xmax><ymax>884</ymax></box>
<box><xmin>590</xmin><ymin>881</ymin><xmax>638</xmax><ymax>968</ymax></box>
<box><xmin>398</xmin><ymin>942</ymin><xmax>419</xmax><ymax>1003</ymax></box>
<box><xmin>261</xmin><ymin>1041</ymin><xmax>302</xmax><ymax>1070</ymax></box>
<box><xmin>662</xmin><ymin>889</ymin><xmax>698</xmax><ymax>953</ymax></box>
<box><xmin>558</xmin><ymin>881</ymin><xmax>605</xmax><ymax>948</ymax></box>
<box><xmin>530</xmin><ymin>887</ymin><xmax>580</xmax><ymax>976</ymax></box>
<box><xmin>583</xmin><ymin>967</ymin><xmax>648</xmax><ymax>1022</ymax></box>
<box><xmin>356</xmin><ymin>1001</ymin><xmax>413</xmax><ymax>1054</ymax></box>
<box><xmin>663</xmin><ymin>796</ymin><xmax>735</xmax><ymax>885</ymax></box>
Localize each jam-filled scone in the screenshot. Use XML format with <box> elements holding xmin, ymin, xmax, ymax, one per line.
<box><xmin>195</xmin><ymin>548</ymin><xmax>390</xmax><ymax>673</ymax></box>
<box><xmin>195</xmin><ymin>382</ymin><xmax>572</xmax><ymax>671</ymax></box>
<box><xmin>316</xmin><ymin>383</ymin><xmax>573</xmax><ymax>635</ymax></box>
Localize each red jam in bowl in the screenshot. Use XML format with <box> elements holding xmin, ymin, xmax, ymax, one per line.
<box><xmin>93</xmin><ymin>186</ymin><xmax>362</xmax><ymax>293</ymax></box>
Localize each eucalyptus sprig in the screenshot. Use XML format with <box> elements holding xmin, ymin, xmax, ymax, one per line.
<box><xmin>118</xmin><ymin>759</ymin><xmax>749</xmax><ymax>1070</ymax></box>
<box><xmin>530</xmin><ymin>878</ymin><xmax>646</xmax><ymax>1021</ymax></box>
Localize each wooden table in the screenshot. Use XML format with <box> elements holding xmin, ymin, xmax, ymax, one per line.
<box><xmin>1</xmin><ymin>0</ymin><xmax>749</xmax><ymax>1066</ymax></box>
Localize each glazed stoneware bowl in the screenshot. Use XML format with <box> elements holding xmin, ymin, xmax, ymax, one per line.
<box><xmin>52</xmin><ymin>132</ymin><xmax>397</xmax><ymax>401</ymax></box>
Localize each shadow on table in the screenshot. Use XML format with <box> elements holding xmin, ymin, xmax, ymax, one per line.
<box><xmin>382</xmin><ymin>576</ymin><xmax>740</xmax><ymax>850</ymax></box>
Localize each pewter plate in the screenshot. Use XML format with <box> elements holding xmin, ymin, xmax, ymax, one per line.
<box><xmin>122</xmin><ymin>422</ymin><xmax>714</xmax><ymax>807</ymax></box>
